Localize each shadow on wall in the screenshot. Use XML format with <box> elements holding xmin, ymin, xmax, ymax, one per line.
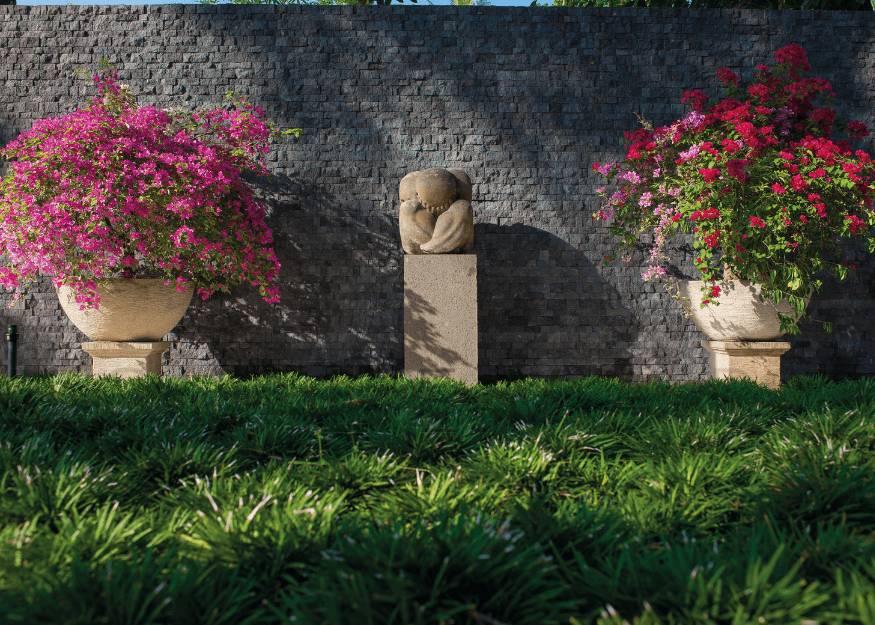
<box><xmin>128</xmin><ymin>8</ymin><xmax>684</xmax><ymax>382</ymax></box>
<box><xmin>476</xmin><ymin>222</ymin><xmax>638</xmax><ymax>383</ymax></box>
<box><xmin>3</xmin><ymin>6</ymin><xmax>869</xmax><ymax>381</ymax></box>
<box><xmin>168</xmin><ymin>189</ymin><xmax>641</xmax><ymax>382</ymax></box>
<box><xmin>784</xmin><ymin>238</ymin><xmax>875</xmax><ymax>381</ymax></box>
<box><xmin>167</xmin><ymin>173</ymin><xmax>405</xmax><ymax>379</ymax></box>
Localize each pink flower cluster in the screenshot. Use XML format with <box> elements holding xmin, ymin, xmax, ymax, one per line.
<box><xmin>0</xmin><ymin>70</ymin><xmax>295</xmax><ymax>308</ymax></box>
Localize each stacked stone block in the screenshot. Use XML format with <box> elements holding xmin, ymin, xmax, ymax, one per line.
<box><xmin>0</xmin><ymin>5</ymin><xmax>872</xmax><ymax>382</ymax></box>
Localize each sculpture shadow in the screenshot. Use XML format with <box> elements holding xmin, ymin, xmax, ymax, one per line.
<box><xmin>171</xmin><ymin>175</ymin><xmax>645</xmax><ymax>382</ymax></box>
<box><xmin>475</xmin><ymin>222</ymin><xmax>639</xmax><ymax>383</ymax></box>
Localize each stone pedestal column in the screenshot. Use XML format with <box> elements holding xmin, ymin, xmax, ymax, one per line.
<box><xmin>82</xmin><ymin>341</ymin><xmax>171</xmax><ymax>378</ymax></box>
<box><xmin>404</xmin><ymin>255</ymin><xmax>478</xmax><ymax>386</ymax></box>
<box><xmin>701</xmin><ymin>340</ymin><xmax>791</xmax><ymax>390</ymax></box>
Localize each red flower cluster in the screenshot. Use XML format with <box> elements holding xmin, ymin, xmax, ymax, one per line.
<box><xmin>698</xmin><ymin>168</ymin><xmax>721</xmax><ymax>183</ymax></box>
<box><xmin>681</xmin><ymin>89</ymin><xmax>709</xmax><ymax>111</ymax></box>
<box><xmin>748</xmin><ymin>83</ymin><xmax>774</xmax><ymax>102</ymax></box>
<box><xmin>691</xmin><ymin>208</ymin><xmax>720</xmax><ymax>221</ymax></box>
<box><xmin>722</xmin><ymin>138</ymin><xmax>744</xmax><ymax>155</ymax></box>
<box><xmin>749</xmin><ymin>216</ymin><xmax>766</xmax><ymax>228</ymax></box>
<box><xmin>774</xmin><ymin>43</ymin><xmax>811</xmax><ymax>73</ymax></box>
<box><xmin>846</xmin><ymin>215</ymin><xmax>867</xmax><ymax>235</ymax></box>
<box><xmin>698</xmin><ymin>142</ymin><xmax>719</xmax><ymax>156</ymax></box>
<box><xmin>790</xmin><ymin>175</ymin><xmax>809</xmax><ymax>192</ymax></box>
<box><xmin>810</xmin><ymin>107</ymin><xmax>837</xmax><ymax>134</ymax></box>
<box><xmin>703</xmin><ymin>232</ymin><xmax>721</xmax><ymax>248</ymax></box>
<box><xmin>716</xmin><ymin>68</ymin><xmax>739</xmax><ymax>86</ymax></box>
<box><xmin>847</xmin><ymin>120</ymin><xmax>869</xmax><ymax>140</ymax></box>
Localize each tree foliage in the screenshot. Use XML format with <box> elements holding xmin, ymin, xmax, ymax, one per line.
<box><xmin>201</xmin><ymin>0</ymin><xmax>871</xmax><ymax>9</ymax></box>
<box><xmin>200</xmin><ymin>0</ymin><xmax>418</xmax><ymax>6</ymax></box>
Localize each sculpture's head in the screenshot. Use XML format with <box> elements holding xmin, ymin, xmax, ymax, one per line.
<box><xmin>399</xmin><ymin>168</ymin><xmax>472</xmax><ymax>216</ymax></box>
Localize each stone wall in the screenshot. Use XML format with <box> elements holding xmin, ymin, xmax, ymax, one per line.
<box><xmin>0</xmin><ymin>4</ymin><xmax>873</xmax><ymax>382</ymax></box>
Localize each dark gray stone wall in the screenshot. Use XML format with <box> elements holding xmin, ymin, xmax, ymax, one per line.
<box><xmin>0</xmin><ymin>5</ymin><xmax>873</xmax><ymax>382</ymax></box>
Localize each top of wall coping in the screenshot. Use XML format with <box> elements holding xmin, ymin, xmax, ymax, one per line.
<box><xmin>1</xmin><ymin>4</ymin><xmax>873</xmax><ymax>17</ymax></box>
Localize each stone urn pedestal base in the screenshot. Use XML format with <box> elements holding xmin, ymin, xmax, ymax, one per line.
<box><xmin>404</xmin><ymin>254</ymin><xmax>478</xmax><ymax>386</ymax></box>
<box><xmin>82</xmin><ymin>342</ymin><xmax>171</xmax><ymax>379</ymax></box>
<box><xmin>701</xmin><ymin>341</ymin><xmax>791</xmax><ymax>390</ymax></box>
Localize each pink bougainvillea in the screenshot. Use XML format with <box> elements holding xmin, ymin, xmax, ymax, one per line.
<box><xmin>0</xmin><ymin>67</ymin><xmax>301</xmax><ymax>309</ymax></box>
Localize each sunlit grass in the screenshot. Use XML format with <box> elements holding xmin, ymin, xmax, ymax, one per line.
<box><xmin>1</xmin><ymin>373</ymin><xmax>874</xmax><ymax>624</ymax></box>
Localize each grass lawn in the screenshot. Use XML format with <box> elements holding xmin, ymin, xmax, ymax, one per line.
<box><xmin>1</xmin><ymin>372</ymin><xmax>874</xmax><ymax>624</ymax></box>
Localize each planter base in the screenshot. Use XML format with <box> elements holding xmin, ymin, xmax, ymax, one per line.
<box><xmin>701</xmin><ymin>340</ymin><xmax>791</xmax><ymax>390</ymax></box>
<box><xmin>82</xmin><ymin>341</ymin><xmax>171</xmax><ymax>379</ymax></box>
<box><xmin>404</xmin><ymin>254</ymin><xmax>478</xmax><ymax>386</ymax></box>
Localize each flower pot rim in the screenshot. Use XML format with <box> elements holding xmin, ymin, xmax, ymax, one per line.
<box><xmin>57</xmin><ymin>278</ymin><xmax>193</xmax><ymax>342</ymax></box>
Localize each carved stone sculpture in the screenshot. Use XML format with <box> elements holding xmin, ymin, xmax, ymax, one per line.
<box><xmin>399</xmin><ymin>167</ymin><xmax>474</xmax><ymax>254</ymax></box>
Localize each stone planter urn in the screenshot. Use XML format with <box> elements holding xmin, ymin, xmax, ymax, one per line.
<box><xmin>677</xmin><ymin>279</ymin><xmax>809</xmax><ymax>389</ymax></box>
<box><xmin>676</xmin><ymin>279</ymin><xmax>804</xmax><ymax>341</ymax></box>
<box><xmin>57</xmin><ymin>278</ymin><xmax>193</xmax><ymax>378</ymax></box>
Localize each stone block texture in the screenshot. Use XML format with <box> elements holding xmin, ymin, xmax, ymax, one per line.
<box><xmin>83</xmin><ymin>341</ymin><xmax>172</xmax><ymax>379</ymax></box>
<box><xmin>702</xmin><ymin>340</ymin><xmax>791</xmax><ymax>390</ymax></box>
<box><xmin>0</xmin><ymin>5</ymin><xmax>872</xmax><ymax>383</ymax></box>
<box><xmin>405</xmin><ymin>254</ymin><xmax>478</xmax><ymax>386</ymax></box>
